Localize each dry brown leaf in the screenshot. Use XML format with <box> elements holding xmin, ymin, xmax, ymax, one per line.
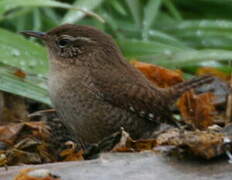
<box><xmin>112</xmin><ymin>146</ymin><xmax>133</xmax><ymax>152</ymax></box>
<box><xmin>195</xmin><ymin>93</ymin><xmax>216</xmax><ymax>129</ymax></box>
<box><xmin>0</xmin><ymin>123</ymin><xmax>24</xmax><ymax>144</ymax></box>
<box><xmin>112</xmin><ymin>129</ymin><xmax>157</xmax><ymax>152</ymax></box>
<box><xmin>127</xmin><ymin>138</ymin><xmax>157</xmax><ymax>151</ymax></box>
<box><xmin>7</xmin><ymin>149</ymin><xmax>42</xmax><ymax>165</ymax></box>
<box><xmin>177</xmin><ymin>91</ymin><xmax>216</xmax><ymax>130</ymax></box>
<box><xmin>23</xmin><ymin>121</ymin><xmax>50</xmax><ymax>140</ymax></box>
<box><xmin>6</xmin><ymin>137</ymin><xmax>56</xmax><ymax>165</ymax></box>
<box><xmin>14</xmin><ymin>168</ymin><xmax>61</xmax><ymax>180</ymax></box>
<box><xmin>59</xmin><ymin>141</ymin><xmax>83</xmax><ymax>161</ymax></box>
<box><xmin>0</xmin><ymin>120</ymin><xmax>57</xmax><ymax>166</ymax></box>
<box><xmin>156</xmin><ymin>128</ymin><xmax>230</xmax><ymax>159</ymax></box>
<box><xmin>131</xmin><ymin>60</ymin><xmax>183</xmax><ymax>88</ymax></box>
<box><xmin>37</xmin><ymin>144</ymin><xmax>56</xmax><ymax>163</ymax></box>
<box><xmin>60</xmin><ymin>149</ymin><xmax>84</xmax><ymax>161</ymax></box>
<box><xmin>0</xmin><ymin>152</ymin><xmax>7</xmax><ymax>166</ymax></box>
<box><xmin>0</xmin><ymin>92</ymin><xmax>28</xmax><ymax>125</ymax></box>
<box><xmin>13</xmin><ymin>69</ymin><xmax>27</xmax><ymax>79</ymax></box>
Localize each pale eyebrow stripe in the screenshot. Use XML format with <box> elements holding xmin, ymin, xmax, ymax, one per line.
<box><xmin>74</xmin><ymin>37</ymin><xmax>94</xmax><ymax>43</ymax></box>
<box><xmin>60</xmin><ymin>35</ymin><xmax>94</xmax><ymax>43</ymax></box>
<box><xmin>60</xmin><ymin>34</ymin><xmax>75</xmax><ymax>40</ymax></box>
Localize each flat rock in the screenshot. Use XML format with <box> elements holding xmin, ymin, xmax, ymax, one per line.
<box><xmin>1</xmin><ymin>152</ymin><xmax>232</xmax><ymax>180</ymax></box>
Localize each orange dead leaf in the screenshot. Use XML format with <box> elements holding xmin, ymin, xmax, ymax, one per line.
<box><xmin>60</xmin><ymin>141</ymin><xmax>84</xmax><ymax>161</ymax></box>
<box><xmin>0</xmin><ymin>152</ymin><xmax>7</xmax><ymax>166</ymax></box>
<box><xmin>0</xmin><ymin>92</ymin><xmax>29</xmax><ymax>125</ymax></box>
<box><xmin>24</xmin><ymin>121</ymin><xmax>50</xmax><ymax>140</ymax></box>
<box><xmin>197</xmin><ymin>67</ymin><xmax>229</xmax><ymax>81</ymax></box>
<box><xmin>156</xmin><ymin>128</ymin><xmax>227</xmax><ymax>159</ymax></box>
<box><xmin>195</xmin><ymin>93</ymin><xmax>216</xmax><ymax>129</ymax></box>
<box><xmin>112</xmin><ymin>146</ymin><xmax>133</xmax><ymax>152</ymax></box>
<box><xmin>112</xmin><ymin>129</ymin><xmax>157</xmax><ymax>152</ymax></box>
<box><xmin>0</xmin><ymin>123</ymin><xmax>24</xmax><ymax>144</ymax></box>
<box><xmin>112</xmin><ymin>137</ymin><xmax>157</xmax><ymax>152</ymax></box>
<box><xmin>14</xmin><ymin>168</ymin><xmax>61</xmax><ymax>180</ymax></box>
<box><xmin>127</xmin><ymin>138</ymin><xmax>157</xmax><ymax>151</ymax></box>
<box><xmin>177</xmin><ymin>91</ymin><xmax>216</xmax><ymax>130</ymax></box>
<box><xmin>60</xmin><ymin>149</ymin><xmax>84</xmax><ymax>161</ymax></box>
<box><xmin>13</xmin><ymin>69</ymin><xmax>27</xmax><ymax>79</ymax></box>
<box><xmin>131</xmin><ymin>60</ymin><xmax>183</xmax><ymax>88</ymax></box>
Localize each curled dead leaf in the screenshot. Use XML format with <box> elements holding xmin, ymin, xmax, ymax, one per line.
<box><xmin>23</xmin><ymin>121</ymin><xmax>51</xmax><ymax>140</ymax></box>
<box><xmin>177</xmin><ymin>91</ymin><xmax>216</xmax><ymax>130</ymax></box>
<box><xmin>0</xmin><ymin>92</ymin><xmax>29</xmax><ymax>125</ymax></box>
<box><xmin>13</xmin><ymin>69</ymin><xmax>27</xmax><ymax>79</ymax></box>
<box><xmin>0</xmin><ymin>123</ymin><xmax>24</xmax><ymax>144</ymax></box>
<box><xmin>156</xmin><ymin>128</ymin><xmax>231</xmax><ymax>159</ymax></box>
<box><xmin>14</xmin><ymin>168</ymin><xmax>60</xmax><ymax>180</ymax></box>
<box><xmin>131</xmin><ymin>60</ymin><xmax>183</xmax><ymax>88</ymax></box>
<box><xmin>59</xmin><ymin>141</ymin><xmax>84</xmax><ymax>161</ymax></box>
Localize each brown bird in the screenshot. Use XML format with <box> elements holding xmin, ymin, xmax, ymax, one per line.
<box><xmin>21</xmin><ymin>24</ymin><xmax>213</xmax><ymax>144</ymax></box>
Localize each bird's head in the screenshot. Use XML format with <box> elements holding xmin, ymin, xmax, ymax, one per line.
<box><xmin>21</xmin><ymin>24</ymin><xmax>120</xmax><ymax>66</ymax></box>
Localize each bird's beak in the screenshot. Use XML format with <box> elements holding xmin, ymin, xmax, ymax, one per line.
<box><xmin>20</xmin><ymin>31</ymin><xmax>46</xmax><ymax>40</ymax></box>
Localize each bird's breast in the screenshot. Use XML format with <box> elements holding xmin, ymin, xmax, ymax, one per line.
<box><xmin>47</xmin><ymin>67</ymin><xmax>156</xmax><ymax>144</ymax></box>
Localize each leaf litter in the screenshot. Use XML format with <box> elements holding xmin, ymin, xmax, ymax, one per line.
<box><xmin>0</xmin><ymin>61</ymin><xmax>232</xmax><ymax>171</ymax></box>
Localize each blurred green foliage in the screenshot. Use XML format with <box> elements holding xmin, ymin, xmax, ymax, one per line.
<box><xmin>0</xmin><ymin>0</ymin><xmax>232</xmax><ymax>105</ymax></box>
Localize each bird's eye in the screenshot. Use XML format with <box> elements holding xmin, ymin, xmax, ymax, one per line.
<box><xmin>58</xmin><ymin>39</ymin><xmax>71</xmax><ymax>48</ymax></box>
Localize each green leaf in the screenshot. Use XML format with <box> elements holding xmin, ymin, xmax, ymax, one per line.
<box><xmin>0</xmin><ymin>72</ymin><xmax>50</xmax><ymax>105</ymax></box>
<box><xmin>0</xmin><ymin>0</ymin><xmax>103</xmax><ymax>22</ymax></box>
<box><xmin>62</xmin><ymin>0</ymin><xmax>104</xmax><ymax>24</ymax></box>
<box><xmin>143</xmin><ymin>0</ymin><xmax>161</xmax><ymax>39</ymax></box>
<box><xmin>117</xmin><ymin>39</ymin><xmax>186</xmax><ymax>58</ymax></box>
<box><xmin>125</xmin><ymin>0</ymin><xmax>142</xmax><ymax>28</ymax></box>
<box><xmin>33</xmin><ymin>8</ymin><xmax>42</xmax><ymax>31</ymax></box>
<box><xmin>169</xmin><ymin>30</ymin><xmax>232</xmax><ymax>49</ymax></box>
<box><xmin>163</xmin><ymin>0</ymin><xmax>182</xmax><ymax>21</ymax></box>
<box><xmin>0</xmin><ymin>28</ymin><xmax>48</xmax><ymax>74</ymax></box>
<box><xmin>0</xmin><ymin>0</ymin><xmax>71</xmax><ymax>18</ymax></box>
<box><xmin>160</xmin><ymin>20</ymin><xmax>232</xmax><ymax>31</ymax></box>
<box><xmin>15</xmin><ymin>12</ymin><xmax>27</xmax><ymax>32</ymax></box>
<box><xmin>110</xmin><ymin>0</ymin><xmax>127</xmax><ymax>16</ymax></box>
<box><xmin>157</xmin><ymin>20</ymin><xmax>232</xmax><ymax>49</ymax></box>
<box><xmin>42</xmin><ymin>8</ymin><xmax>59</xmax><ymax>25</ymax></box>
<box><xmin>141</xmin><ymin>49</ymin><xmax>232</xmax><ymax>68</ymax></box>
<box><xmin>148</xmin><ymin>30</ymin><xmax>189</xmax><ymax>48</ymax></box>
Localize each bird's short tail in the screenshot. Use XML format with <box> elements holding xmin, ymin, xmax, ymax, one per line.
<box><xmin>166</xmin><ymin>75</ymin><xmax>214</xmax><ymax>100</ymax></box>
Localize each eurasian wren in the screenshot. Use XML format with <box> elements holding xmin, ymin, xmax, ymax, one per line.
<box><xmin>21</xmin><ymin>24</ymin><xmax>213</xmax><ymax>144</ymax></box>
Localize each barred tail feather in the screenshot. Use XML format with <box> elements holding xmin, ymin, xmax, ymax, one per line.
<box><xmin>167</xmin><ymin>75</ymin><xmax>214</xmax><ymax>100</ymax></box>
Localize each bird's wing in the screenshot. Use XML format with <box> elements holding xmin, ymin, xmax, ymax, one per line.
<box><xmin>93</xmin><ymin>74</ymin><xmax>214</xmax><ymax>123</ymax></box>
<box><xmin>88</xmin><ymin>61</ymin><xmax>173</xmax><ymax>123</ymax></box>
<box><xmin>98</xmin><ymin>82</ymin><xmax>172</xmax><ymax>123</ymax></box>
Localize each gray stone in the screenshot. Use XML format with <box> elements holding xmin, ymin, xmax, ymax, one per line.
<box><xmin>0</xmin><ymin>152</ymin><xmax>231</xmax><ymax>180</ymax></box>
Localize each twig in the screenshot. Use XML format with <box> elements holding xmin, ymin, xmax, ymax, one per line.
<box><xmin>71</xmin><ymin>7</ymin><xmax>105</xmax><ymax>23</ymax></box>
<box><xmin>226</xmin><ymin>64</ymin><xmax>232</xmax><ymax>124</ymax></box>
<box><xmin>61</xmin><ymin>6</ymin><xmax>105</xmax><ymax>23</ymax></box>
